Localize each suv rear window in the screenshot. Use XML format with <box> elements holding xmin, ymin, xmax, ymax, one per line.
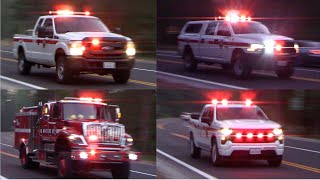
<box><xmin>185</xmin><ymin>24</ymin><xmax>202</xmax><ymax>34</ymax></box>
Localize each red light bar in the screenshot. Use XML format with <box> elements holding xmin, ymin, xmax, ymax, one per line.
<box><xmin>49</xmin><ymin>10</ymin><xmax>91</xmax><ymax>16</ymax></box>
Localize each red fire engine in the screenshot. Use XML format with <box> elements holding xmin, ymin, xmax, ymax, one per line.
<box><xmin>13</xmin><ymin>97</ymin><xmax>138</xmax><ymax>178</ymax></box>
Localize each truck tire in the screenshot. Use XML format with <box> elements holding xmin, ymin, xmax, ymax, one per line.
<box><xmin>20</xmin><ymin>146</ymin><xmax>32</xmax><ymax>169</ymax></box>
<box><xmin>276</xmin><ymin>66</ymin><xmax>294</xmax><ymax>79</ymax></box>
<box><xmin>210</xmin><ymin>140</ymin><xmax>222</xmax><ymax>166</ymax></box>
<box><xmin>113</xmin><ymin>70</ymin><xmax>130</xmax><ymax>84</ymax></box>
<box><xmin>57</xmin><ymin>152</ymin><xmax>73</xmax><ymax>178</ymax></box>
<box><xmin>267</xmin><ymin>156</ymin><xmax>282</xmax><ymax>167</ymax></box>
<box><xmin>189</xmin><ymin>134</ymin><xmax>201</xmax><ymax>158</ymax></box>
<box><xmin>232</xmin><ymin>51</ymin><xmax>252</xmax><ymax>79</ymax></box>
<box><xmin>56</xmin><ymin>56</ymin><xmax>72</xmax><ymax>84</ymax></box>
<box><xmin>183</xmin><ymin>50</ymin><xmax>197</xmax><ymax>71</ymax></box>
<box><xmin>17</xmin><ymin>50</ymin><xmax>31</xmax><ymax>75</ymax></box>
<box><xmin>111</xmin><ymin>162</ymin><xmax>130</xmax><ymax>179</ymax></box>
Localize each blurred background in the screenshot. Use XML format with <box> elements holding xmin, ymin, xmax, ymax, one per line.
<box><xmin>158</xmin><ymin>0</ymin><xmax>320</xmax><ymax>49</ymax></box>
<box><xmin>157</xmin><ymin>89</ymin><xmax>320</xmax><ymax>139</ymax></box>
<box><xmin>1</xmin><ymin>0</ymin><xmax>156</xmax><ymax>54</ymax></box>
<box><xmin>1</xmin><ymin>89</ymin><xmax>156</xmax><ymax>161</ymax></box>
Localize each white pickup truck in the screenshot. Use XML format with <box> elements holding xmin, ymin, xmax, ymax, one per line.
<box><xmin>178</xmin><ymin>12</ymin><xmax>299</xmax><ymax>79</ymax></box>
<box><xmin>188</xmin><ymin>99</ymin><xmax>284</xmax><ymax>167</ymax></box>
<box><xmin>13</xmin><ymin>11</ymin><xmax>136</xmax><ymax>84</ymax></box>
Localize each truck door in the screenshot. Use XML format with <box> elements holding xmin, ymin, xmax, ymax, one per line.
<box><xmin>216</xmin><ymin>22</ymin><xmax>233</xmax><ymax>62</ymax></box>
<box><xmin>199</xmin><ymin>107</ymin><xmax>213</xmax><ymax>150</ymax></box>
<box><xmin>27</xmin><ymin>18</ymin><xmax>44</xmax><ymax>62</ymax></box>
<box><xmin>48</xmin><ymin>103</ymin><xmax>61</xmax><ymax>143</ymax></box>
<box><xmin>199</xmin><ymin>22</ymin><xmax>220</xmax><ymax>61</ymax></box>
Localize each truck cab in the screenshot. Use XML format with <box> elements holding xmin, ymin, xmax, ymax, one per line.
<box><xmin>178</xmin><ymin>11</ymin><xmax>299</xmax><ymax>79</ymax></box>
<box><xmin>188</xmin><ymin>99</ymin><xmax>284</xmax><ymax>167</ymax></box>
<box><xmin>14</xmin><ymin>97</ymin><xmax>136</xmax><ymax>178</ymax></box>
<box><xmin>13</xmin><ymin>10</ymin><xmax>136</xmax><ymax>84</ymax></box>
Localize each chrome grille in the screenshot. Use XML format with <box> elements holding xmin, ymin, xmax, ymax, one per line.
<box><xmin>85</xmin><ymin>123</ymin><xmax>125</xmax><ymax>145</ymax></box>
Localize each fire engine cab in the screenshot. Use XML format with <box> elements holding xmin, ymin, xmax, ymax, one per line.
<box><xmin>178</xmin><ymin>11</ymin><xmax>299</xmax><ymax>79</ymax></box>
<box><xmin>188</xmin><ymin>99</ymin><xmax>284</xmax><ymax>167</ymax></box>
<box><xmin>13</xmin><ymin>97</ymin><xmax>137</xmax><ymax>178</ymax></box>
<box><xmin>13</xmin><ymin>10</ymin><xmax>136</xmax><ymax>84</ymax></box>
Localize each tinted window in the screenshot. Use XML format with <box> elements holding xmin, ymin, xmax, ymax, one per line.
<box><xmin>205</xmin><ymin>22</ymin><xmax>218</xmax><ymax>35</ymax></box>
<box><xmin>63</xmin><ymin>103</ymin><xmax>111</xmax><ymax>120</ymax></box>
<box><xmin>217</xmin><ymin>23</ymin><xmax>231</xmax><ymax>36</ymax></box>
<box><xmin>43</xmin><ymin>18</ymin><xmax>53</xmax><ymax>28</ymax></box>
<box><xmin>51</xmin><ymin>103</ymin><xmax>60</xmax><ymax>119</ymax></box>
<box><xmin>185</xmin><ymin>24</ymin><xmax>202</xmax><ymax>34</ymax></box>
<box><xmin>35</xmin><ymin>18</ymin><xmax>44</xmax><ymax>35</ymax></box>
<box><xmin>216</xmin><ymin>106</ymin><xmax>268</xmax><ymax>121</ymax></box>
<box><xmin>231</xmin><ymin>22</ymin><xmax>270</xmax><ymax>34</ymax></box>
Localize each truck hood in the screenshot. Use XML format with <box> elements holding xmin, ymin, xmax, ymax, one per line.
<box><xmin>58</xmin><ymin>32</ymin><xmax>131</xmax><ymax>41</ymax></box>
<box><xmin>217</xmin><ymin>119</ymin><xmax>281</xmax><ymax>129</ymax></box>
<box><xmin>235</xmin><ymin>33</ymin><xmax>294</xmax><ymax>43</ymax></box>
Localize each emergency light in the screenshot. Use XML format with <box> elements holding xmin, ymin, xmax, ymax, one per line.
<box><xmin>211</xmin><ymin>99</ymin><xmax>253</xmax><ymax>106</ymax></box>
<box><xmin>49</xmin><ymin>10</ymin><xmax>91</xmax><ymax>16</ymax></box>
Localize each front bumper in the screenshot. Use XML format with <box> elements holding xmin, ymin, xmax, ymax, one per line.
<box><xmin>247</xmin><ymin>53</ymin><xmax>296</xmax><ymax>70</ymax></box>
<box><xmin>218</xmin><ymin>141</ymin><xmax>284</xmax><ymax>159</ymax></box>
<box><xmin>66</xmin><ymin>56</ymin><xmax>135</xmax><ymax>74</ymax></box>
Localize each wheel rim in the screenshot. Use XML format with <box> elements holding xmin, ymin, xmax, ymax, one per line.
<box><xmin>18</xmin><ymin>58</ymin><xmax>24</xmax><ymax>71</ymax></box>
<box><xmin>234</xmin><ymin>60</ymin><xmax>244</xmax><ymax>75</ymax></box>
<box><xmin>21</xmin><ymin>150</ymin><xmax>26</xmax><ymax>165</ymax></box>
<box><xmin>211</xmin><ymin>144</ymin><xmax>217</xmax><ymax>163</ymax></box>
<box><xmin>57</xmin><ymin>62</ymin><xmax>64</xmax><ymax>80</ymax></box>
<box><xmin>189</xmin><ymin>138</ymin><xmax>194</xmax><ymax>154</ymax></box>
<box><xmin>59</xmin><ymin>158</ymin><xmax>66</xmax><ymax>177</ymax></box>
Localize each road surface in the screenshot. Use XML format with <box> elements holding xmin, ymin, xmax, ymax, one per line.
<box><xmin>157</xmin><ymin>118</ymin><xmax>320</xmax><ymax>179</ymax></box>
<box><xmin>0</xmin><ymin>46</ymin><xmax>156</xmax><ymax>89</ymax></box>
<box><xmin>0</xmin><ymin>132</ymin><xmax>156</xmax><ymax>179</ymax></box>
<box><xmin>157</xmin><ymin>50</ymin><xmax>320</xmax><ymax>89</ymax></box>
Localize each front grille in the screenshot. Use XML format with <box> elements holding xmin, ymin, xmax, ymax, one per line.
<box><xmin>229</xmin><ymin>129</ymin><xmax>276</xmax><ymax>143</ymax></box>
<box><xmin>85</xmin><ymin>123</ymin><xmax>125</xmax><ymax>145</ymax></box>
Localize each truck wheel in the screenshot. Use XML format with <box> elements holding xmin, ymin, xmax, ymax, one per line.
<box><xmin>111</xmin><ymin>162</ymin><xmax>130</xmax><ymax>179</ymax></box>
<box><xmin>56</xmin><ymin>56</ymin><xmax>72</xmax><ymax>84</ymax></box>
<box><xmin>57</xmin><ymin>152</ymin><xmax>73</xmax><ymax>178</ymax></box>
<box><xmin>20</xmin><ymin>146</ymin><xmax>32</xmax><ymax>169</ymax></box>
<box><xmin>17</xmin><ymin>50</ymin><xmax>31</xmax><ymax>75</ymax></box>
<box><xmin>267</xmin><ymin>156</ymin><xmax>282</xmax><ymax>167</ymax></box>
<box><xmin>232</xmin><ymin>52</ymin><xmax>252</xmax><ymax>79</ymax></box>
<box><xmin>189</xmin><ymin>134</ymin><xmax>201</xmax><ymax>158</ymax></box>
<box><xmin>113</xmin><ymin>70</ymin><xmax>130</xmax><ymax>84</ymax></box>
<box><xmin>210</xmin><ymin>141</ymin><xmax>222</xmax><ymax>166</ymax></box>
<box><xmin>183</xmin><ymin>50</ymin><xmax>197</xmax><ymax>71</ymax></box>
<box><xmin>276</xmin><ymin>66</ymin><xmax>294</xmax><ymax>79</ymax></box>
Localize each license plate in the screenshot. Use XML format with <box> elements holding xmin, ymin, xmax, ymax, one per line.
<box><xmin>249</xmin><ymin>148</ymin><xmax>261</xmax><ymax>155</ymax></box>
<box><xmin>103</xmin><ymin>62</ymin><xmax>115</xmax><ymax>69</ymax></box>
<box><xmin>277</xmin><ymin>61</ymin><xmax>288</xmax><ymax>66</ymax></box>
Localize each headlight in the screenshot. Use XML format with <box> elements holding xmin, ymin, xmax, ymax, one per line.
<box><xmin>220</xmin><ymin>128</ymin><xmax>233</xmax><ymax>136</ymax></box>
<box><xmin>247</xmin><ymin>43</ymin><xmax>264</xmax><ymax>52</ymax></box>
<box><xmin>69</xmin><ymin>41</ymin><xmax>85</xmax><ymax>56</ymax></box>
<box><xmin>126</xmin><ymin>41</ymin><xmax>136</xmax><ymax>56</ymax></box>
<box><xmin>264</xmin><ymin>40</ymin><xmax>276</xmax><ymax>54</ymax></box>
<box><xmin>126</xmin><ymin>137</ymin><xmax>133</xmax><ymax>146</ymax></box>
<box><xmin>294</xmin><ymin>43</ymin><xmax>299</xmax><ymax>53</ymax></box>
<box><xmin>68</xmin><ymin>134</ymin><xmax>86</xmax><ymax>144</ymax></box>
<box><xmin>273</xmin><ymin>128</ymin><xmax>283</xmax><ymax>136</ymax></box>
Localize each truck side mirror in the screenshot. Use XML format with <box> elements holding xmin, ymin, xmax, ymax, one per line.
<box><xmin>44</xmin><ymin>114</ymin><xmax>50</xmax><ymax>121</ymax></box>
<box><xmin>191</xmin><ymin>113</ymin><xmax>200</xmax><ymax>120</ymax></box>
<box><xmin>108</xmin><ymin>105</ymin><xmax>121</xmax><ymax>122</ymax></box>
<box><xmin>38</xmin><ymin>27</ymin><xmax>53</xmax><ymax>38</ymax></box>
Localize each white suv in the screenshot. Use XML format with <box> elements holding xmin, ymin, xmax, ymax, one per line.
<box><xmin>178</xmin><ymin>12</ymin><xmax>299</xmax><ymax>79</ymax></box>
<box><xmin>189</xmin><ymin>100</ymin><xmax>284</xmax><ymax>167</ymax></box>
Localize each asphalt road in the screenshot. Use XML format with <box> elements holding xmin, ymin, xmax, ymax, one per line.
<box><xmin>157</xmin><ymin>50</ymin><xmax>320</xmax><ymax>89</ymax></box>
<box><xmin>0</xmin><ymin>132</ymin><xmax>156</xmax><ymax>179</ymax></box>
<box><xmin>0</xmin><ymin>46</ymin><xmax>156</xmax><ymax>89</ymax></box>
<box><xmin>157</xmin><ymin>118</ymin><xmax>320</xmax><ymax>179</ymax></box>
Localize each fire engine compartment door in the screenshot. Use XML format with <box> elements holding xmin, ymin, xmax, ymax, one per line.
<box><xmin>14</xmin><ymin>112</ymin><xmax>38</xmax><ymax>151</ymax></box>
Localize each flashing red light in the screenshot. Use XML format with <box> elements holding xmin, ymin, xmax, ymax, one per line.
<box><xmin>247</xmin><ymin>17</ymin><xmax>252</xmax><ymax>21</ymax></box>
<box><xmin>80</xmin><ymin>97</ymin><xmax>92</xmax><ymax>101</ymax></box>
<box><xmin>85</xmin><ymin>11</ymin><xmax>91</xmax><ymax>16</ymax></box>
<box><xmin>90</xmin><ymin>149</ymin><xmax>96</xmax><ymax>156</ymax></box>
<box><xmin>92</xmin><ymin>39</ymin><xmax>100</xmax><ymax>46</ymax></box>
<box><xmin>221</xmin><ymin>99</ymin><xmax>228</xmax><ymax>106</ymax></box>
<box><xmin>267</xmin><ymin>133</ymin><xmax>274</xmax><ymax>138</ymax></box>
<box><xmin>247</xmin><ymin>133</ymin><xmax>253</xmax><ymax>139</ymax></box>
<box><xmin>236</xmin><ymin>133</ymin><xmax>242</xmax><ymax>139</ymax></box>
<box><xmin>211</xmin><ymin>99</ymin><xmax>218</xmax><ymax>105</ymax></box>
<box><xmin>257</xmin><ymin>133</ymin><xmax>263</xmax><ymax>138</ymax></box>
<box><xmin>275</xmin><ymin>44</ymin><xmax>282</xmax><ymax>52</ymax></box>
<box><xmin>57</xmin><ymin>10</ymin><xmax>74</xmax><ymax>15</ymax></box>
<box><xmin>245</xmin><ymin>99</ymin><xmax>252</xmax><ymax>106</ymax></box>
<box><xmin>93</xmin><ymin>98</ymin><xmax>102</xmax><ymax>102</ymax></box>
<box><xmin>21</xmin><ymin>138</ymin><xmax>26</xmax><ymax>142</ymax></box>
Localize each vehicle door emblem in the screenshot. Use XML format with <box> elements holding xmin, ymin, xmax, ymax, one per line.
<box><xmin>101</xmin><ymin>46</ymin><xmax>114</xmax><ymax>51</ymax></box>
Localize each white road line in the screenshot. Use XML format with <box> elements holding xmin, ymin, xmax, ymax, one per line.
<box><xmin>157</xmin><ymin>71</ymin><xmax>248</xmax><ymax>90</ymax></box>
<box><xmin>0</xmin><ymin>50</ymin><xmax>12</xmax><ymax>54</ymax></box>
<box><xmin>157</xmin><ymin>149</ymin><xmax>217</xmax><ymax>179</ymax></box>
<box><xmin>130</xmin><ymin>170</ymin><xmax>156</xmax><ymax>177</ymax></box>
<box><xmin>285</xmin><ymin>145</ymin><xmax>320</xmax><ymax>154</ymax></box>
<box><xmin>295</xmin><ymin>68</ymin><xmax>320</xmax><ymax>73</ymax></box>
<box><xmin>0</xmin><ymin>143</ymin><xmax>13</xmax><ymax>148</ymax></box>
<box><xmin>133</xmin><ymin>68</ymin><xmax>157</xmax><ymax>72</ymax></box>
<box><xmin>0</xmin><ymin>175</ymin><xmax>9</xmax><ymax>180</ymax></box>
<box><xmin>157</xmin><ymin>53</ymin><xmax>182</xmax><ymax>58</ymax></box>
<box><xmin>0</xmin><ymin>75</ymin><xmax>47</xmax><ymax>90</ymax></box>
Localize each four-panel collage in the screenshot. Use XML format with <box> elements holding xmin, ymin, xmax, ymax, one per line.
<box><xmin>0</xmin><ymin>0</ymin><xmax>319</xmax><ymax>179</ymax></box>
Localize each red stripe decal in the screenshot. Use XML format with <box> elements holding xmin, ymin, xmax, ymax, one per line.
<box><xmin>178</xmin><ymin>38</ymin><xmax>250</xmax><ymax>47</ymax></box>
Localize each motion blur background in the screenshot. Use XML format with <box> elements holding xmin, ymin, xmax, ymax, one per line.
<box><xmin>1</xmin><ymin>89</ymin><xmax>156</xmax><ymax>161</ymax></box>
<box><xmin>157</xmin><ymin>89</ymin><xmax>320</xmax><ymax>139</ymax></box>
<box><xmin>158</xmin><ymin>0</ymin><xmax>320</xmax><ymax>47</ymax></box>
<box><xmin>1</xmin><ymin>0</ymin><xmax>156</xmax><ymax>54</ymax></box>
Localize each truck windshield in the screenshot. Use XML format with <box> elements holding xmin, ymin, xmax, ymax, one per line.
<box><xmin>216</xmin><ymin>106</ymin><xmax>268</xmax><ymax>120</ymax></box>
<box><xmin>231</xmin><ymin>22</ymin><xmax>270</xmax><ymax>34</ymax></box>
<box><xmin>63</xmin><ymin>103</ymin><xmax>110</xmax><ymax>120</ymax></box>
<box><xmin>54</xmin><ymin>17</ymin><xmax>110</xmax><ymax>34</ymax></box>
